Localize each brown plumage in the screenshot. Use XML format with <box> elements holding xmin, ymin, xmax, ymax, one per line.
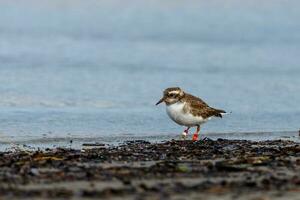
<box><xmin>181</xmin><ymin>93</ymin><xmax>226</xmax><ymax>119</ymax></box>
<box><xmin>156</xmin><ymin>87</ymin><xmax>226</xmax><ymax>120</ymax></box>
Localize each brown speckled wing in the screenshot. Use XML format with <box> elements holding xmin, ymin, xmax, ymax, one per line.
<box><xmin>182</xmin><ymin>93</ymin><xmax>225</xmax><ymax>119</ymax></box>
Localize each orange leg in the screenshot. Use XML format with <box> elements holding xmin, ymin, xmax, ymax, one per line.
<box><xmin>192</xmin><ymin>125</ymin><xmax>200</xmax><ymax>141</ymax></box>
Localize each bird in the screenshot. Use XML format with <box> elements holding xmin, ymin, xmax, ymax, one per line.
<box><xmin>156</xmin><ymin>87</ymin><xmax>226</xmax><ymax>141</ymax></box>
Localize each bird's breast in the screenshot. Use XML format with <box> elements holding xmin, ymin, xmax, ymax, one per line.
<box><xmin>166</xmin><ymin>102</ymin><xmax>185</xmax><ymax>121</ymax></box>
<box><xmin>166</xmin><ymin>102</ymin><xmax>208</xmax><ymax>126</ymax></box>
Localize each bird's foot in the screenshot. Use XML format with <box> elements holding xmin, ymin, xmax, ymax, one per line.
<box><xmin>181</xmin><ymin>131</ymin><xmax>188</xmax><ymax>140</ymax></box>
<box><xmin>192</xmin><ymin>133</ymin><xmax>199</xmax><ymax>141</ymax></box>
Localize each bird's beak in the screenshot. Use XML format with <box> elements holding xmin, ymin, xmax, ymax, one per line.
<box><xmin>156</xmin><ymin>97</ymin><xmax>165</xmax><ymax>105</ymax></box>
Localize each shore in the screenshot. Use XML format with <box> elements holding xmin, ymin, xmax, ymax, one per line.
<box><xmin>0</xmin><ymin>138</ymin><xmax>299</xmax><ymax>200</ymax></box>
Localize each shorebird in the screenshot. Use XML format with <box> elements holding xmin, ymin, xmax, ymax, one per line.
<box><xmin>156</xmin><ymin>87</ymin><xmax>226</xmax><ymax>141</ymax></box>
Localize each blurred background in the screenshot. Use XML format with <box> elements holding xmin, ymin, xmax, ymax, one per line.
<box><xmin>0</xmin><ymin>0</ymin><xmax>299</xmax><ymax>145</ymax></box>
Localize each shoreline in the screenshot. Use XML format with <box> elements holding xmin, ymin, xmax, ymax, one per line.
<box><xmin>1</xmin><ymin>130</ymin><xmax>299</xmax><ymax>151</ymax></box>
<box><xmin>0</xmin><ymin>138</ymin><xmax>299</xmax><ymax>199</ymax></box>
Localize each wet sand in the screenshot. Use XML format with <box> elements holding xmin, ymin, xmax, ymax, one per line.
<box><xmin>0</xmin><ymin>139</ymin><xmax>300</xmax><ymax>200</ymax></box>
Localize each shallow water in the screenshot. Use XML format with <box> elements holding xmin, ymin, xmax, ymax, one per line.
<box><xmin>0</xmin><ymin>0</ymin><xmax>300</xmax><ymax>146</ymax></box>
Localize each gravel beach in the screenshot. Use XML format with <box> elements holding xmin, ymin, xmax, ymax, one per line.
<box><xmin>0</xmin><ymin>139</ymin><xmax>300</xmax><ymax>200</ymax></box>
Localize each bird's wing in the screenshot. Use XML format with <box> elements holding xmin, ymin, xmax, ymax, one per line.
<box><xmin>183</xmin><ymin>93</ymin><xmax>225</xmax><ymax>118</ymax></box>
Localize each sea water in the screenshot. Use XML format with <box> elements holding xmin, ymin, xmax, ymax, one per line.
<box><xmin>0</xmin><ymin>0</ymin><xmax>299</xmax><ymax>147</ymax></box>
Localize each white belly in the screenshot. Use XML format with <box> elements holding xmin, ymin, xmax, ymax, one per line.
<box><xmin>166</xmin><ymin>102</ymin><xmax>209</xmax><ymax>127</ymax></box>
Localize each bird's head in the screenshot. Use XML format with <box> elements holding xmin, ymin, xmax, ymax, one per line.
<box><xmin>156</xmin><ymin>87</ymin><xmax>185</xmax><ymax>105</ymax></box>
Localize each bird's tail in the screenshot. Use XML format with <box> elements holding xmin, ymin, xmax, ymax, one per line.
<box><xmin>212</xmin><ymin>108</ymin><xmax>227</xmax><ymax>118</ymax></box>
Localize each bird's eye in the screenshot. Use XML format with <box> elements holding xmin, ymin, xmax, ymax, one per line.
<box><xmin>169</xmin><ymin>93</ymin><xmax>175</xmax><ymax>97</ymax></box>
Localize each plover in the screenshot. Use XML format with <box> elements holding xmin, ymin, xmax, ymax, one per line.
<box><xmin>156</xmin><ymin>87</ymin><xmax>226</xmax><ymax>141</ymax></box>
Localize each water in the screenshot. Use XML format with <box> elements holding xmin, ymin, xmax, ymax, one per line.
<box><xmin>0</xmin><ymin>0</ymin><xmax>300</xmax><ymax>147</ymax></box>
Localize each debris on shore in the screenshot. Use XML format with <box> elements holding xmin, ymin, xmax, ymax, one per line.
<box><xmin>0</xmin><ymin>139</ymin><xmax>299</xmax><ymax>199</ymax></box>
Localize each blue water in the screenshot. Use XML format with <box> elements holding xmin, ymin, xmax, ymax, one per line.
<box><xmin>0</xmin><ymin>0</ymin><xmax>300</xmax><ymax>146</ymax></box>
